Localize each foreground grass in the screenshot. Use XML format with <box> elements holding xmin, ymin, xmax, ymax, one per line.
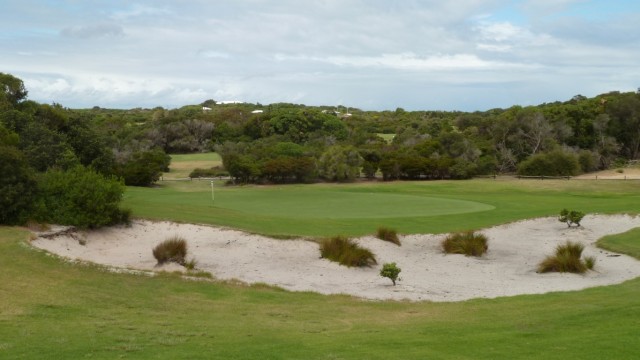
<box><xmin>124</xmin><ymin>179</ymin><xmax>640</xmax><ymax>237</ymax></box>
<box><xmin>2</xmin><ymin>227</ymin><xmax>640</xmax><ymax>359</ymax></box>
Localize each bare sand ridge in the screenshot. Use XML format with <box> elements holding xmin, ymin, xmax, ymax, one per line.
<box><xmin>32</xmin><ymin>215</ymin><xmax>640</xmax><ymax>302</ymax></box>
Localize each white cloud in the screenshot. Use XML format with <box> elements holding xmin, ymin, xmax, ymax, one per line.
<box><xmin>2</xmin><ymin>0</ymin><xmax>639</xmax><ymax>111</ymax></box>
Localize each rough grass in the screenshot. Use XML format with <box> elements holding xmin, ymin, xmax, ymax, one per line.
<box><xmin>538</xmin><ymin>241</ymin><xmax>592</xmax><ymax>273</ymax></box>
<box><xmin>442</xmin><ymin>231</ymin><xmax>488</xmax><ymax>256</ymax></box>
<box><xmin>152</xmin><ymin>236</ymin><xmax>187</xmax><ymax>265</ymax></box>
<box><xmin>320</xmin><ymin>236</ymin><xmax>377</xmax><ymax>267</ymax></box>
<box><xmin>376</xmin><ymin>226</ymin><xmax>401</xmax><ymax>246</ymax></box>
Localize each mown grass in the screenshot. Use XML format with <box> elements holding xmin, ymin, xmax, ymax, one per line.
<box><xmin>3</xmin><ymin>226</ymin><xmax>640</xmax><ymax>359</ymax></box>
<box><xmin>164</xmin><ymin>152</ymin><xmax>222</xmax><ymax>179</ymax></box>
<box><xmin>597</xmin><ymin>227</ymin><xmax>640</xmax><ymax>259</ymax></box>
<box><xmin>123</xmin><ymin>179</ymin><xmax>640</xmax><ymax>237</ymax></box>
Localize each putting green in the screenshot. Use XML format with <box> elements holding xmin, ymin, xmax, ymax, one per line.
<box><xmin>217</xmin><ymin>190</ymin><xmax>494</xmax><ymax>219</ymax></box>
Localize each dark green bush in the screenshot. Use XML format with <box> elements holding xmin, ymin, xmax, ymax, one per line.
<box><xmin>538</xmin><ymin>241</ymin><xmax>593</xmax><ymax>273</ymax></box>
<box><xmin>380</xmin><ymin>262</ymin><xmax>401</xmax><ymax>285</ymax></box>
<box><xmin>36</xmin><ymin>165</ymin><xmax>128</xmax><ymax>229</ymax></box>
<box><xmin>559</xmin><ymin>209</ymin><xmax>585</xmax><ymax>227</ymax></box>
<box><xmin>517</xmin><ymin>150</ymin><xmax>581</xmax><ymax>176</ymax></box>
<box><xmin>442</xmin><ymin>231</ymin><xmax>488</xmax><ymax>257</ymax></box>
<box><xmin>153</xmin><ymin>236</ymin><xmax>188</xmax><ymax>266</ymax></box>
<box><xmin>320</xmin><ymin>236</ymin><xmax>377</xmax><ymax>267</ymax></box>
<box><xmin>376</xmin><ymin>227</ymin><xmax>401</xmax><ymax>246</ymax></box>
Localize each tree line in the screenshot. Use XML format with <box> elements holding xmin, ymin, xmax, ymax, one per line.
<box><xmin>2</xmin><ymin>72</ymin><xmax>640</xmax><ymax>226</ymax></box>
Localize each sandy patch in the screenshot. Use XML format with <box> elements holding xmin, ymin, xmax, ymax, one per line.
<box><xmin>31</xmin><ymin>215</ymin><xmax>640</xmax><ymax>302</ymax></box>
<box><xmin>574</xmin><ymin>167</ymin><xmax>640</xmax><ymax>180</ymax></box>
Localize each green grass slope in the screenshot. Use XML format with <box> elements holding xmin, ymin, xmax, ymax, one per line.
<box><xmin>2</xmin><ymin>227</ymin><xmax>640</xmax><ymax>359</ymax></box>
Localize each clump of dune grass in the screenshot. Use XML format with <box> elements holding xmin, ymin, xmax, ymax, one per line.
<box><xmin>320</xmin><ymin>236</ymin><xmax>377</xmax><ymax>267</ymax></box>
<box><xmin>153</xmin><ymin>236</ymin><xmax>188</xmax><ymax>266</ymax></box>
<box><xmin>376</xmin><ymin>227</ymin><xmax>401</xmax><ymax>246</ymax></box>
<box><xmin>441</xmin><ymin>231</ymin><xmax>488</xmax><ymax>257</ymax></box>
<box><xmin>537</xmin><ymin>241</ymin><xmax>594</xmax><ymax>273</ymax></box>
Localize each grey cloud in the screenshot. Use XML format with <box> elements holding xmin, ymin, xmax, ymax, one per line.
<box><xmin>60</xmin><ymin>23</ymin><xmax>124</xmax><ymax>39</ymax></box>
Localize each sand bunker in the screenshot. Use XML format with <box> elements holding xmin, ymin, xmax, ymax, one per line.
<box><xmin>32</xmin><ymin>214</ymin><xmax>640</xmax><ymax>302</ymax></box>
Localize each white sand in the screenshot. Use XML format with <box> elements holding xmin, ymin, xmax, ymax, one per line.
<box><xmin>31</xmin><ymin>214</ymin><xmax>640</xmax><ymax>302</ymax></box>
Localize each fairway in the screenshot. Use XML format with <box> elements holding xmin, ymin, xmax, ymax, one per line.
<box><xmin>124</xmin><ymin>179</ymin><xmax>640</xmax><ymax>237</ymax></box>
<box><xmin>163</xmin><ymin>152</ymin><xmax>222</xmax><ymax>179</ymax></box>
<box><xmin>218</xmin><ymin>189</ymin><xmax>494</xmax><ymax>219</ymax></box>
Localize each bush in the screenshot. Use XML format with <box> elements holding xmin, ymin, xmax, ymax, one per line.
<box><xmin>376</xmin><ymin>227</ymin><xmax>401</xmax><ymax>246</ymax></box>
<box><xmin>320</xmin><ymin>236</ymin><xmax>377</xmax><ymax>267</ymax></box>
<box><xmin>442</xmin><ymin>231</ymin><xmax>488</xmax><ymax>257</ymax></box>
<box><xmin>152</xmin><ymin>236</ymin><xmax>188</xmax><ymax>266</ymax></box>
<box><xmin>517</xmin><ymin>150</ymin><xmax>581</xmax><ymax>176</ymax></box>
<box><xmin>538</xmin><ymin>241</ymin><xmax>594</xmax><ymax>273</ymax></box>
<box><xmin>559</xmin><ymin>209</ymin><xmax>585</xmax><ymax>227</ymax></box>
<box><xmin>0</xmin><ymin>145</ymin><xmax>38</xmax><ymax>225</ymax></box>
<box><xmin>380</xmin><ymin>262</ymin><xmax>401</xmax><ymax>285</ymax></box>
<box><xmin>36</xmin><ymin>165</ymin><xmax>128</xmax><ymax>229</ymax></box>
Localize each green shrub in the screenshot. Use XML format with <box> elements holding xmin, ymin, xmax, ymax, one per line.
<box><xmin>153</xmin><ymin>236</ymin><xmax>188</xmax><ymax>266</ymax></box>
<box><xmin>442</xmin><ymin>231</ymin><xmax>488</xmax><ymax>257</ymax></box>
<box><xmin>380</xmin><ymin>262</ymin><xmax>401</xmax><ymax>285</ymax></box>
<box><xmin>36</xmin><ymin>165</ymin><xmax>128</xmax><ymax>229</ymax></box>
<box><xmin>517</xmin><ymin>150</ymin><xmax>581</xmax><ymax>176</ymax></box>
<box><xmin>537</xmin><ymin>241</ymin><xmax>593</xmax><ymax>273</ymax></box>
<box><xmin>376</xmin><ymin>227</ymin><xmax>401</xmax><ymax>246</ymax></box>
<box><xmin>559</xmin><ymin>209</ymin><xmax>585</xmax><ymax>227</ymax></box>
<box><xmin>320</xmin><ymin>236</ymin><xmax>377</xmax><ymax>267</ymax></box>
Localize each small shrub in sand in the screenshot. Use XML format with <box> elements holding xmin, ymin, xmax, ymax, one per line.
<box><xmin>320</xmin><ymin>236</ymin><xmax>377</xmax><ymax>267</ymax></box>
<box><xmin>559</xmin><ymin>209</ymin><xmax>585</xmax><ymax>227</ymax></box>
<box><xmin>442</xmin><ymin>231</ymin><xmax>488</xmax><ymax>257</ymax></box>
<box><xmin>153</xmin><ymin>236</ymin><xmax>187</xmax><ymax>266</ymax></box>
<box><xmin>376</xmin><ymin>227</ymin><xmax>401</xmax><ymax>246</ymax></box>
<box><xmin>538</xmin><ymin>241</ymin><xmax>594</xmax><ymax>273</ymax></box>
<box><xmin>380</xmin><ymin>262</ymin><xmax>401</xmax><ymax>286</ymax></box>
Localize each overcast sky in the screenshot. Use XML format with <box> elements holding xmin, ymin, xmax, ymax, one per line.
<box><xmin>2</xmin><ymin>0</ymin><xmax>639</xmax><ymax>111</ymax></box>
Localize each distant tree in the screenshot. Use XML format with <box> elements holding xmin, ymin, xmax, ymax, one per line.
<box><xmin>317</xmin><ymin>145</ymin><xmax>363</xmax><ymax>182</ymax></box>
<box><xmin>116</xmin><ymin>149</ymin><xmax>170</xmax><ymax>186</ymax></box>
<box><xmin>0</xmin><ymin>72</ymin><xmax>28</xmax><ymax>109</ymax></box>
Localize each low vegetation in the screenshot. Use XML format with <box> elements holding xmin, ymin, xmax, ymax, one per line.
<box><xmin>189</xmin><ymin>166</ymin><xmax>229</xmax><ymax>179</ymax></box>
<box><xmin>442</xmin><ymin>231</ymin><xmax>488</xmax><ymax>257</ymax></box>
<box><xmin>538</xmin><ymin>241</ymin><xmax>595</xmax><ymax>273</ymax></box>
<box><xmin>376</xmin><ymin>227</ymin><xmax>401</xmax><ymax>246</ymax></box>
<box><xmin>380</xmin><ymin>262</ymin><xmax>401</xmax><ymax>285</ymax></box>
<box><xmin>320</xmin><ymin>236</ymin><xmax>377</xmax><ymax>267</ymax></box>
<box><xmin>152</xmin><ymin>236</ymin><xmax>188</xmax><ymax>266</ymax></box>
<box><xmin>559</xmin><ymin>209</ymin><xmax>585</xmax><ymax>227</ymax></box>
